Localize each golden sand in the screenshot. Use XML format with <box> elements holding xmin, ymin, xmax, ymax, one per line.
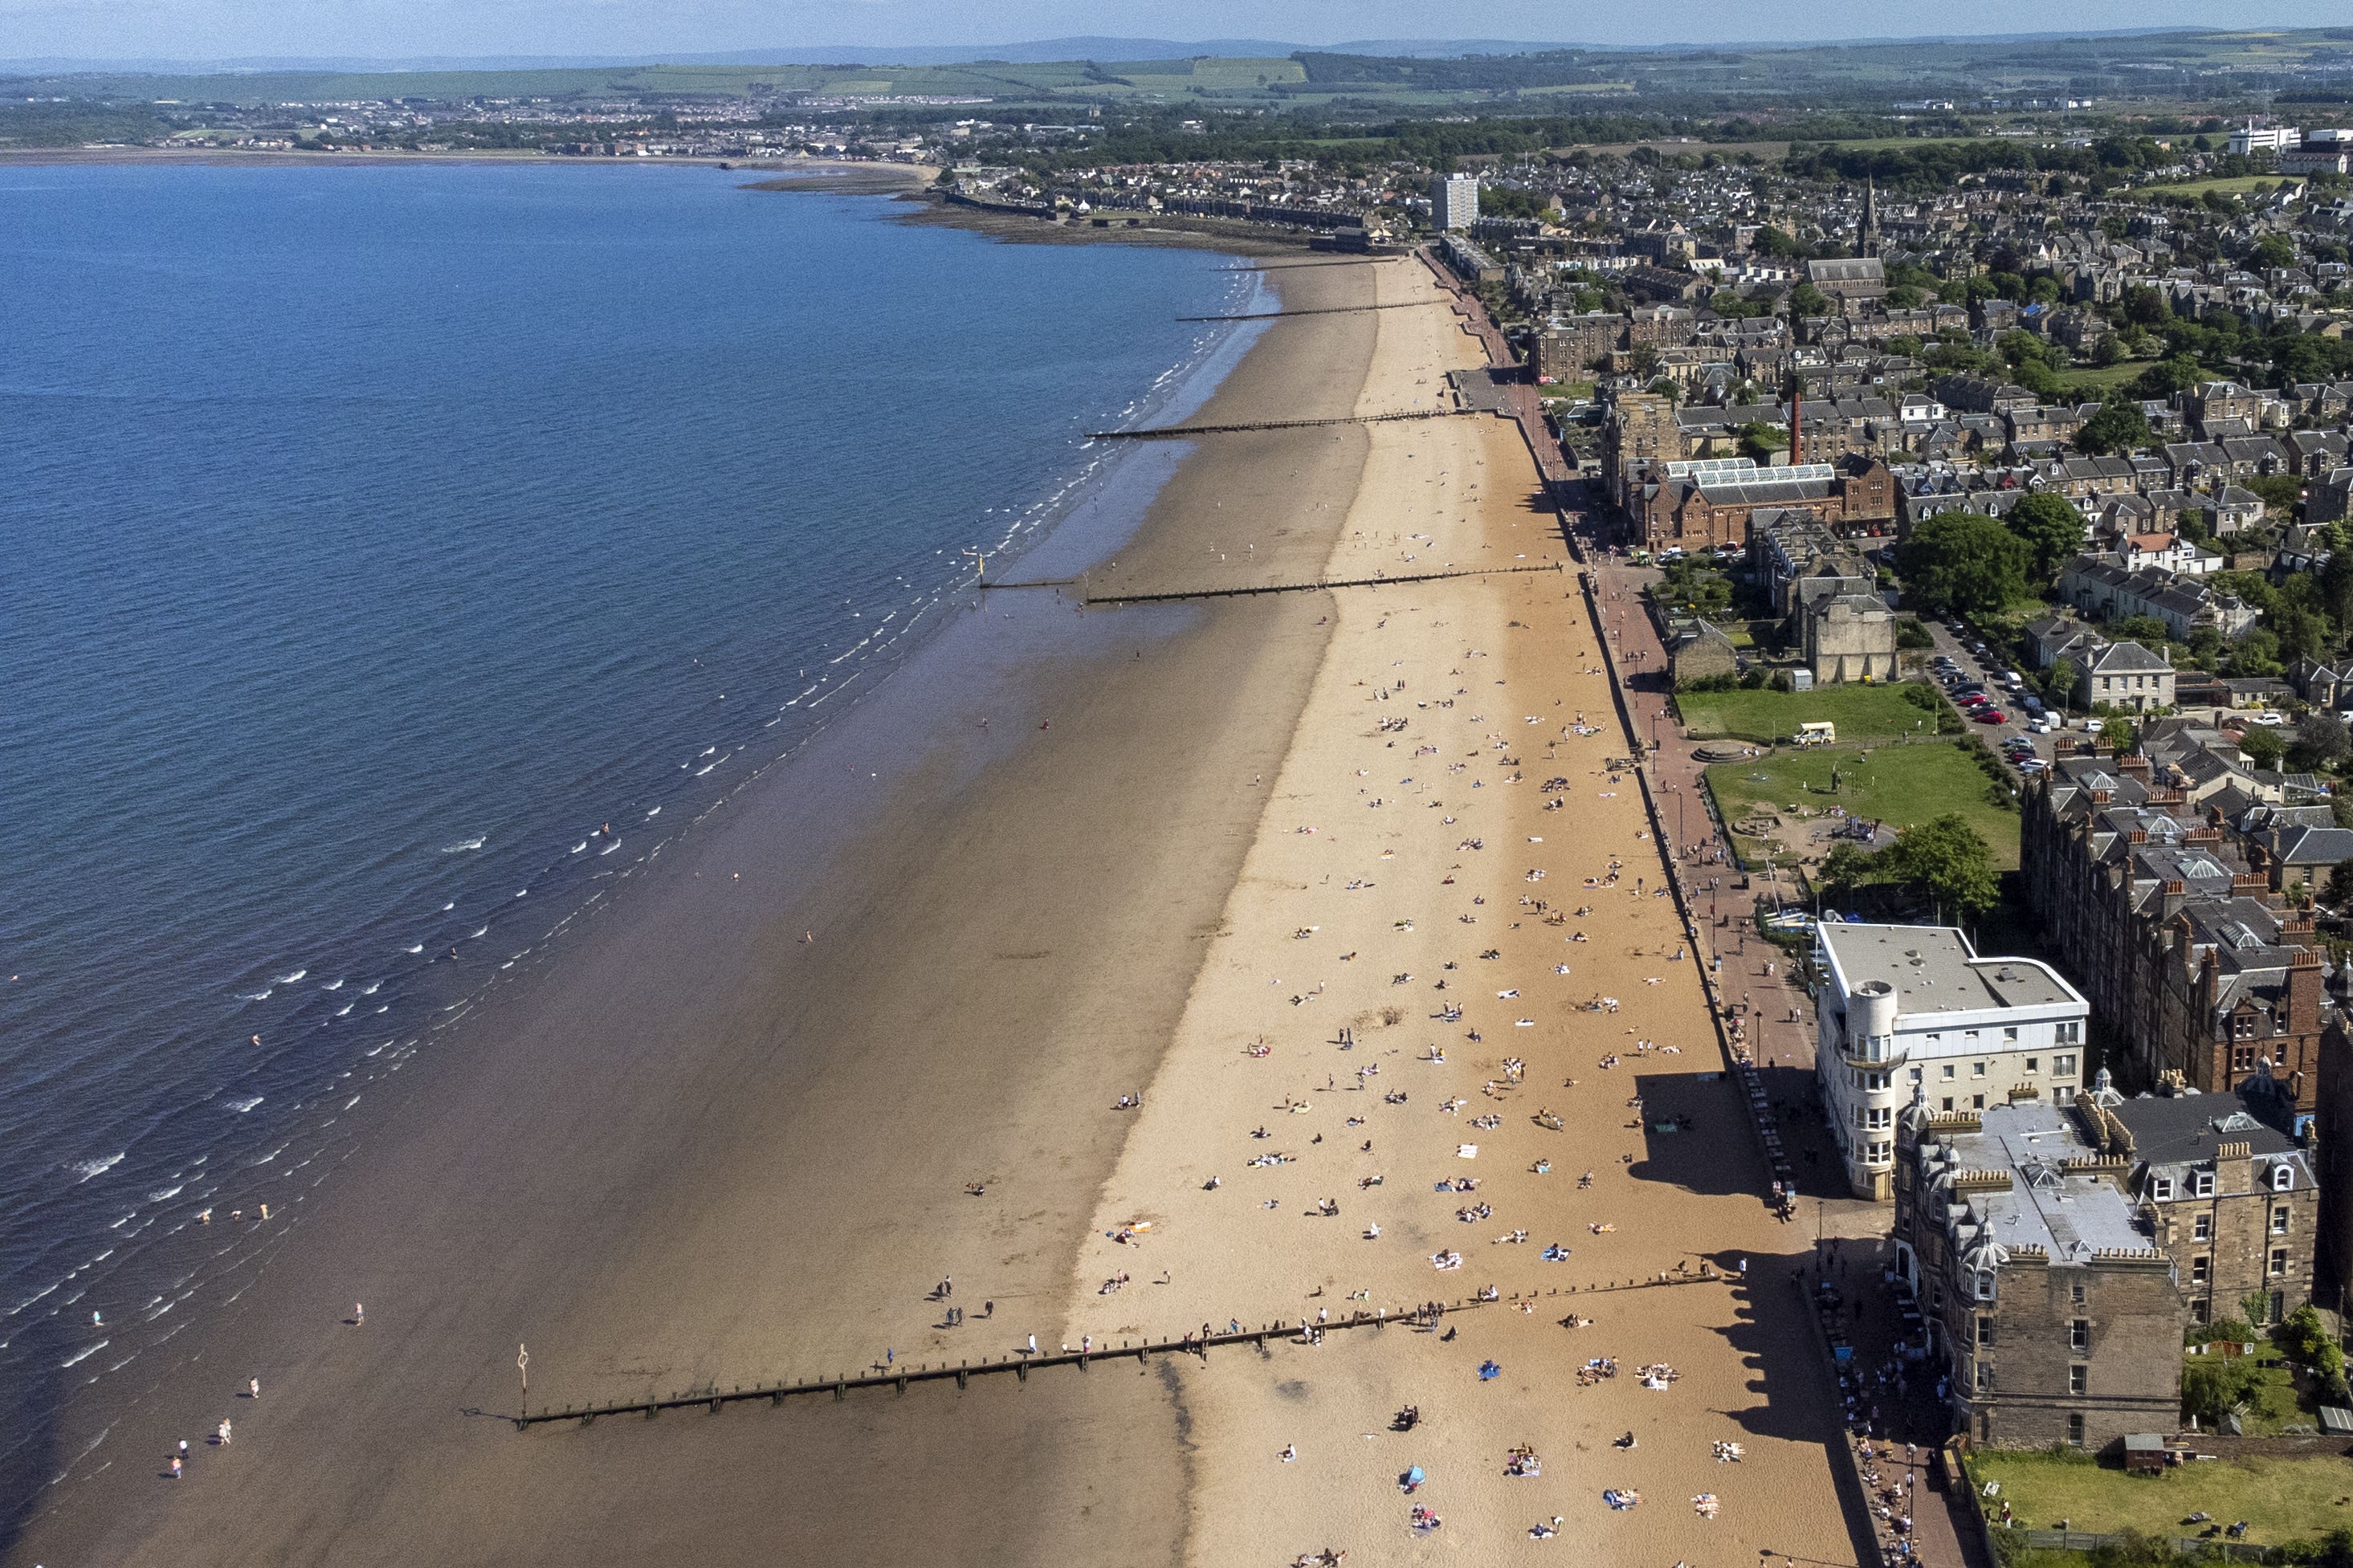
<box><xmin>1068</xmin><ymin>262</ymin><xmax>1856</xmax><ymax>1566</ymax></box>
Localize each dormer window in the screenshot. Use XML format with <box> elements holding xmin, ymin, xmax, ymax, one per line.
<box><xmin>2192</xmin><ymin>1171</ymin><xmax>2216</xmax><ymax>1198</ymax></box>
<box><xmin>1975</xmin><ymin>1271</ymin><xmax>1996</xmax><ymax>1301</ymax></box>
<box><xmin>2152</xmin><ymin>1176</ymin><xmax>2175</xmax><ymax>1201</ymax></box>
<box><xmin>2273</xmin><ymin>1164</ymin><xmax>2294</xmax><ymax>1193</ymax></box>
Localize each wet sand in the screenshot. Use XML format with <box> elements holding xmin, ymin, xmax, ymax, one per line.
<box><xmin>4</xmin><ymin>257</ymin><xmax>1387</xmax><ymax>1566</ymax></box>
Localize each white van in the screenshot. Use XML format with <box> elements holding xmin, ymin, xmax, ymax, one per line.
<box><xmin>1793</xmin><ymin>722</ymin><xmax>1837</xmax><ymax>747</ymax></box>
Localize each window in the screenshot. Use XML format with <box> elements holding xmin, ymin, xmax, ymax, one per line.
<box><xmin>1972</xmin><ymin>1061</ymin><xmax>1988</xmax><ymax>1078</ymax></box>
<box><xmin>2004</xmin><ymin>1027</ymin><xmax>2020</xmax><ymax>1044</ymax></box>
<box><xmin>1972</xmin><ymin>1094</ymin><xmax>1986</xmax><ymax>1110</ymax></box>
<box><xmin>1866</xmin><ymin>1071</ymin><xmax>1890</xmax><ymax>1091</ymax></box>
<box><xmin>1942</xmin><ymin>1064</ymin><xmax>1956</xmax><ymax>1081</ymax></box>
<box><xmin>2193</xmin><ymin>1214</ymin><xmax>2212</xmax><ymax>1242</ymax></box>
<box><xmin>2272</xmin><ymin>1249</ymin><xmax>2290</xmax><ymax>1277</ymax></box>
<box><xmin>1868</xmin><ymin>1140</ymin><xmax>1893</xmax><ymax>1163</ymax></box>
<box><xmin>1910</xmin><ymin>1067</ymin><xmax>1924</xmax><ymax>1085</ymax></box>
<box><xmin>1976</xmin><ymin>1271</ymin><xmax>1996</xmax><ymax>1301</ymax></box>
<box><xmin>2273</xmin><ymin>1165</ymin><xmax>2295</xmax><ymax>1193</ymax></box>
<box><xmin>2274</xmin><ymin>1206</ymin><xmax>2292</xmax><ymax>1236</ymax></box>
<box><xmin>2025</xmin><ymin>1057</ymin><xmax>2040</xmax><ymax>1073</ymax></box>
<box><xmin>1976</xmin><ymin>1359</ymin><xmax>1996</xmax><ymax>1391</ymax></box>
<box><xmin>2272</xmin><ymin>1291</ymin><xmax>2286</xmax><ymax>1325</ymax></box>
<box><xmin>1942</xmin><ymin>1097</ymin><xmax>1955</xmax><ymax>1112</ymax></box>
<box><xmin>2057</xmin><ymin>1022</ymin><xmax>2082</xmax><ymax>1045</ymax></box>
<box><xmin>2068</xmin><ymin>1413</ymin><xmax>2086</xmax><ymax>1448</ymax></box>
<box><xmin>2070</xmin><ymin>1318</ymin><xmax>2090</xmax><ymax>1350</ymax></box>
<box><xmin>2192</xmin><ymin>1256</ymin><xmax>2211</xmax><ymax>1285</ymax></box>
<box><xmin>1977</xmin><ymin>1315</ymin><xmax>1996</xmax><ymax>1347</ymax></box>
<box><xmin>2054</xmin><ymin>1053</ymin><xmax>2078</xmax><ymax>1075</ymax></box>
<box><xmin>2071</xmin><ymin>1283</ymin><xmax>2086</xmax><ymax>1305</ymax></box>
<box><xmin>2234</xmin><ymin>1013</ymin><xmax>2257</xmax><ymax>1040</ymax></box>
<box><xmin>2070</xmin><ymin>1364</ymin><xmax>2088</xmax><ymax>1395</ymax></box>
<box><xmin>2192</xmin><ymin>1298</ymin><xmax>2209</xmax><ymax>1324</ymax></box>
<box><xmin>2152</xmin><ymin>1176</ymin><xmax>2175</xmax><ymax>1201</ymax></box>
<box><xmin>2192</xmin><ymin>1171</ymin><xmax>2216</xmax><ymax>1198</ymax></box>
<box><xmin>2233</xmin><ymin>1045</ymin><xmax>2259</xmax><ymax>1072</ymax></box>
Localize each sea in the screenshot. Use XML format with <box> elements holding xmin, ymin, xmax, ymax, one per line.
<box><xmin>0</xmin><ymin>161</ymin><xmax>1259</xmax><ymax>1491</ymax></box>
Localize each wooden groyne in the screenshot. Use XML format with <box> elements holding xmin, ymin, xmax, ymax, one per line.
<box><xmin>1176</xmin><ymin>299</ymin><xmax>1446</xmax><ymax>323</ymax></box>
<box><xmin>1218</xmin><ymin>257</ymin><xmax>1405</xmax><ymax>272</ymax></box>
<box><xmin>1082</xmin><ymin>560</ymin><xmax>1565</xmax><ymax>606</ymax></box>
<box><xmin>512</xmin><ymin>1274</ymin><xmax>1724</xmax><ymax>1429</ymax></box>
<box><xmin>1084</xmin><ymin>407</ymin><xmax>1472</xmax><ymax>441</ymax></box>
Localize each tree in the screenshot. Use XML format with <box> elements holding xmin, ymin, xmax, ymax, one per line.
<box><xmin>2294</xmin><ymin>711</ymin><xmax>2351</xmax><ymax>772</ymax></box>
<box><xmin>1895</xmin><ymin>513</ymin><xmax>2031</xmax><ymax>616</ymax></box>
<box><xmin>2325</xmin><ymin>858</ymin><xmax>2353</xmax><ymax>910</ymax></box>
<box><xmin>2239</xmin><ymin>724</ymin><xmax>2289</xmax><ymax>770</ymax></box>
<box><xmin>2099</xmin><ymin>714</ymin><xmax>2140</xmax><ymax>755</ymax></box>
<box><xmin>2076</xmin><ymin>399</ymin><xmax>2151</xmax><ymax>456</ymax></box>
<box><xmin>1788</xmin><ymin>281</ymin><xmax>1830</xmax><ymax>318</ymax></box>
<box><xmin>2249</xmin><ymin>233</ymin><xmax>2297</xmax><ymax>271</ymax></box>
<box><xmin>2132</xmin><ymin>354</ymin><xmax>2204</xmax><ymax>400</ymax></box>
<box><xmin>1882</xmin><ymin>813</ymin><xmax>2001</xmax><ymax>922</ymax></box>
<box><xmin>2182</xmin><ymin>1355</ymin><xmax>2264</xmax><ymax>1426</ymax></box>
<box><xmin>2006</xmin><ymin>492</ymin><xmax>2087</xmax><ymax>581</ymax></box>
<box><xmin>2044</xmin><ymin>657</ymin><xmax>2080</xmax><ymax>711</ymax></box>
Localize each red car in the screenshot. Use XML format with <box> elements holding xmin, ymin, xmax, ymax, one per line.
<box><xmin>1959</xmin><ymin>693</ymin><xmax>1989</xmax><ymax>707</ymax></box>
<box><xmin>1975</xmin><ymin>708</ymin><xmax>2008</xmax><ymax>724</ymax></box>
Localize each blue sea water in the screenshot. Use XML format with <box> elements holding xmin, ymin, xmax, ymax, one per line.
<box><xmin>0</xmin><ymin>162</ymin><xmax>1254</xmax><ymax>1476</ymax></box>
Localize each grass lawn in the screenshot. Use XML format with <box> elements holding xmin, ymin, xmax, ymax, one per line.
<box><xmin>1967</xmin><ymin>1448</ymin><xmax>2353</xmax><ymax>1546</ymax></box>
<box><xmin>2062</xmin><ymin>362</ymin><xmax>2151</xmax><ymax>394</ymax></box>
<box><xmin>2128</xmin><ymin>174</ymin><xmax>2307</xmax><ymax>198</ymax></box>
<box><xmin>1703</xmin><ymin>740</ymin><xmax>2020</xmax><ymax>870</ymax></box>
<box><xmin>1678</xmin><ymin>682</ymin><xmax>1943</xmax><ymax>744</ymax></box>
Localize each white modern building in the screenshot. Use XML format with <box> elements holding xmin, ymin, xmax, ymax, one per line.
<box><xmin>1431</xmin><ymin>173</ymin><xmax>1479</xmax><ymax>232</ymax></box>
<box><xmin>2229</xmin><ymin>123</ymin><xmax>2302</xmax><ymax>156</ymax></box>
<box><xmin>1816</xmin><ymin>922</ymin><xmax>2090</xmax><ymax>1199</ymax></box>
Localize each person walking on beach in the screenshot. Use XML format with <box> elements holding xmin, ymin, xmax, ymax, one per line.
<box><xmin>248</xmin><ymin>1378</ymin><xmax>260</xmax><ymax>1400</ymax></box>
<box><xmin>177</xmin><ymin>1439</ymin><xmax>189</xmax><ymax>1464</ymax></box>
<box><xmin>1026</xmin><ymin>1334</ymin><xmax>1038</xmax><ymax>1356</ymax></box>
<box><xmin>169</xmin><ymin>1456</ymin><xmax>182</xmax><ymax>1480</ymax></box>
<box><xmin>218</xmin><ymin>1419</ymin><xmax>232</xmax><ymax>1447</ymax></box>
<box><xmin>353</xmin><ymin>1302</ymin><xmax>363</xmax><ymax>1326</ymax></box>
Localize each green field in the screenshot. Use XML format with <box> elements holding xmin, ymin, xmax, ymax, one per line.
<box><xmin>1703</xmin><ymin>739</ymin><xmax>2021</xmax><ymax>869</ymax></box>
<box><xmin>1677</xmin><ymin>682</ymin><xmax>1941</xmax><ymax>744</ymax></box>
<box><xmin>2129</xmin><ymin>174</ymin><xmax>2308</xmax><ymax>198</ymax></box>
<box><xmin>1967</xmin><ymin>1449</ymin><xmax>2353</xmax><ymax>1546</ymax></box>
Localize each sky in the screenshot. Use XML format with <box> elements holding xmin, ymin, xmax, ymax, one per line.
<box><xmin>2</xmin><ymin>0</ymin><xmax>2347</xmax><ymax>65</ymax></box>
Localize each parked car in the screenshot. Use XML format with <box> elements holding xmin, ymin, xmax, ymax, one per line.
<box><xmin>2017</xmin><ymin>757</ymin><xmax>2049</xmax><ymax>773</ymax></box>
<box><xmin>1975</xmin><ymin>708</ymin><xmax>2008</xmax><ymax>724</ymax></box>
<box><xmin>2029</xmin><ymin>716</ymin><xmax>2053</xmax><ymax>734</ymax></box>
<box><xmin>2248</xmin><ymin>711</ymin><xmax>2286</xmax><ymax>727</ymax></box>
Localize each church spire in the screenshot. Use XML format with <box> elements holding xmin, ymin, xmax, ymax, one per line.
<box><xmin>1859</xmin><ymin>177</ymin><xmax>1881</xmax><ymax>257</ymax></box>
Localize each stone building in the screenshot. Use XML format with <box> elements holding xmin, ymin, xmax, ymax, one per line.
<box><xmin>1893</xmin><ymin>1098</ymin><xmax>2184</xmax><ymax>1448</ymax></box>
<box><xmin>2076</xmin><ymin>1072</ymin><xmax>2319</xmax><ymax>1326</ymax></box>
<box><xmin>1806</xmin><ymin>593</ymin><xmax>1899</xmax><ymax>684</ymax></box>
<box><xmin>2021</xmin><ymin>752</ymin><xmax>2332</xmax><ymax>1118</ymax></box>
<box><xmin>1601</xmin><ymin>392</ymin><xmax>1684</xmax><ymax>515</ymax></box>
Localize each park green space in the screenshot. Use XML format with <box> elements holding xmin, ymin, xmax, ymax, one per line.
<box><xmin>1703</xmin><ymin>740</ymin><xmax>2021</xmax><ymax>870</ymax></box>
<box><xmin>1677</xmin><ymin>682</ymin><xmax>1942</xmax><ymax>744</ymax></box>
<box><xmin>2129</xmin><ymin>174</ymin><xmax>2307</xmax><ymax>198</ymax></box>
<box><xmin>1966</xmin><ymin>1448</ymin><xmax>2353</xmax><ymax>1546</ymax></box>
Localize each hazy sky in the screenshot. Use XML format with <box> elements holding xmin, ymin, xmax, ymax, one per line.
<box><xmin>4</xmin><ymin>0</ymin><xmax>2345</xmax><ymax>63</ymax></box>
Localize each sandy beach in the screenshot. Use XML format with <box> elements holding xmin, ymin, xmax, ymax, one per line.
<box><xmin>6</xmin><ymin>251</ymin><xmax>1858</xmax><ymax>1567</ymax></box>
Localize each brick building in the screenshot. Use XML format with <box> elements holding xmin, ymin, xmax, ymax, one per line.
<box><xmin>1893</xmin><ymin>1098</ymin><xmax>2184</xmax><ymax>1448</ymax></box>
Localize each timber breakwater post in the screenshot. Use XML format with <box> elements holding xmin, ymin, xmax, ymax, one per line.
<box><xmin>509</xmin><ymin>1277</ymin><xmax>1726</xmax><ymax>1430</ymax></box>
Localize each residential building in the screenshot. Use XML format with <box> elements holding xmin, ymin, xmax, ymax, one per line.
<box><xmin>1814</xmin><ymin>922</ymin><xmax>2090</xmax><ymax>1199</ymax></box>
<box><xmin>1891</xmin><ymin>1098</ymin><xmax>2183</xmax><ymax>1449</ymax></box>
<box><xmin>2078</xmin><ymin>641</ymin><xmax>2176</xmax><ymax>713</ymax></box>
<box><xmin>1432</xmin><ymin>173</ymin><xmax>1478</xmax><ymax>232</ymax></box>
<box><xmin>2076</xmin><ymin>1073</ymin><xmax>2319</xmax><ymax>1325</ymax></box>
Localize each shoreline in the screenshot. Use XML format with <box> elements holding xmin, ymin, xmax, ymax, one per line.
<box><xmin>6</xmin><ymin>231</ymin><xmax>1388</xmax><ymax>1566</ymax></box>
